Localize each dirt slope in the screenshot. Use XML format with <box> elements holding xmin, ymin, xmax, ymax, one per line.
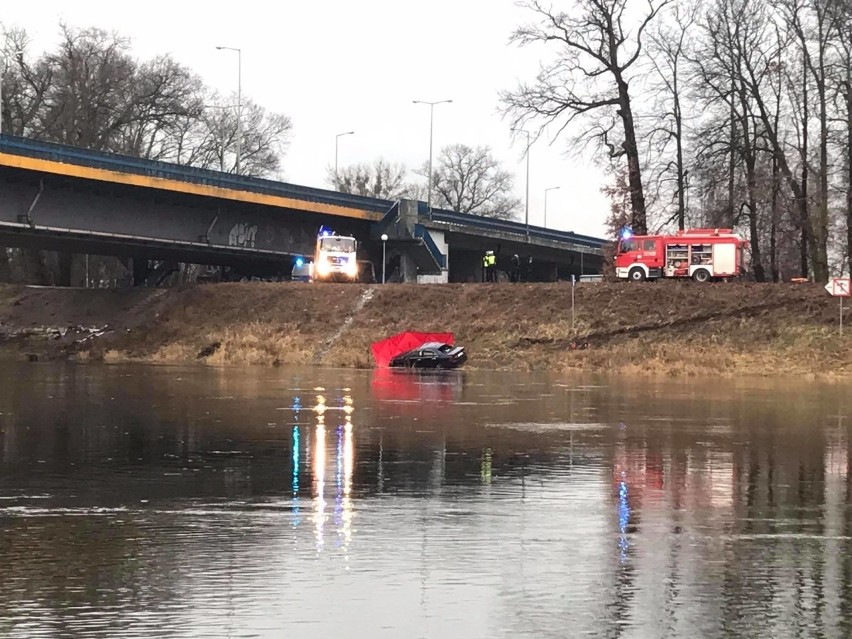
<box><xmin>0</xmin><ymin>281</ymin><xmax>848</xmax><ymax>377</ymax></box>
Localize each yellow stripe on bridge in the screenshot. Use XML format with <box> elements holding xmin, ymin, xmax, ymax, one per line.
<box><xmin>0</xmin><ymin>153</ymin><xmax>380</xmax><ymax>221</ymax></box>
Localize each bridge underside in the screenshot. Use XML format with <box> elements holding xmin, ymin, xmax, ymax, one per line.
<box><xmin>0</xmin><ymin>165</ymin><xmax>373</xmax><ymax>278</ymax></box>
<box><xmin>442</xmin><ymin>230</ymin><xmax>603</xmax><ymax>282</ymax></box>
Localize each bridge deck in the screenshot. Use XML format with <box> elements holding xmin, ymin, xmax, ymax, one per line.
<box><xmin>0</xmin><ymin>134</ymin><xmax>607</xmax><ymax>254</ymax></box>
<box><xmin>0</xmin><ymin>135</ymin><xmax>393</xmax><ymax>222</ymax></box>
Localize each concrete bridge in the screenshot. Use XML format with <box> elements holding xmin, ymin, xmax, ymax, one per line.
<box><xmin>0</xmin><ymin>134</ymin><xmax>606</xmax><ymax>285</ymax></box>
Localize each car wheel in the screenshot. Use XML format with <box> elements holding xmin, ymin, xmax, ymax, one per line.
<box><xmin>628</xmin><ymin>267</ymin><xmax>646</xmax><ymax>282</ymax></box>
<box><xmin>693</xmin><ymin>269</ymin><xmax>711</xmax><ymax>283</ymax></box>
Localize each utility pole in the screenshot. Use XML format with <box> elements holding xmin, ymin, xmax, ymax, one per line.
<box><xmin>512</xmin><ymin>128</ymin><xmax>531</xmax><ymax>237</ymax></box>
<box><xmin>413</xmin><ymin>99</ymin><xmax>452</xmax><ymax>218</ymax></box>
<box><xmin>215</xmin><ymin>46</ymin><xmax>242</xmax><ymax>174</ymax></box>
<box><xmin>335</xmin><ymin>131</ymin><xmax>354</xmax><ymax>177</ymax></box>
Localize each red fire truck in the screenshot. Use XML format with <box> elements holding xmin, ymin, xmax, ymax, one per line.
<box><xmin>615</xmin><ymin>228</ymin><xmax>749</xmax><ymax>282</ymax></box>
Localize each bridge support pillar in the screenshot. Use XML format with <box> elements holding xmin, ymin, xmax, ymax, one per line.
<box><xmin>132</xmin><ymin>258</ymin><xmax>150</xmax><ymax>287</ymax></box>
<box><xmin>400</xmin><ymin>252</ymin><xmax>418</xmax><ymax>283</ymax></box>
<box><xmin>57</xmin><ymin>252</ymin><xmax>73</xmax><ymax>287</ymax></box>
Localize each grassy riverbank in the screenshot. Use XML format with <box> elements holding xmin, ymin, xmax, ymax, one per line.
<box><xmin>0</xmin><ymin>281</ymin><xmax>848</xmax><ymax>377</ymax></box>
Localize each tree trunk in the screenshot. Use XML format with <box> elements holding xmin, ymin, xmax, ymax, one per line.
<box><xmin>738</xmin><ymin>77</ymin><xmax>765</xmax><ymax>282</ymax></box>
<box><xmin>675</xmin><ymin>91</ymin><xmax>685</xmax><ymax>231</ymax></box>
<box><xmin>770</xmin><ymin>153</ymin><xmax>780</xmax><ymax>282</ymax></box>
<box><xmin>847</xmin><ymin>69</ymin><xmax>852</xmax><ymax>276</ymax></box>
<box><xmin>615</xmin><ymin>75</ymin><xmax>648</xmax><ymax>235</ymax></box>
<box><xmin>727</xmin><ymin>76</ymin><xmax>737</xmax><ymax>229</ymax></box>
<box><xmin>814</xmin><ymin>41</ymin><xmax>830</xmax><ymax>282</ymax></box>
<box><xmin>800</xmin><ymin>61</ymin><xmax>811</xmax><ymax>278</ymax></box>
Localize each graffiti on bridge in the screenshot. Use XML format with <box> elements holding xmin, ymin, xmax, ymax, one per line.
<box><xmin>228</xmin><ymin>223</ymin><xmax>258</xmax><ymax>248</ymax></box>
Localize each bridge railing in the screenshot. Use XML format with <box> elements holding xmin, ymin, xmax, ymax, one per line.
<box><xmin>414</xmin><ymin>224</ymin><xmax>447</xmax><ymax>269</ymax></box>
<box><xmin>0</xmin><ymin>134</ymin><xmax>394</xmax><ymax>215</ymax></box>
<box><xmin>419</xmin><ymin>202</ymin><xmax>606</xmax><ymax>250</ymax></box>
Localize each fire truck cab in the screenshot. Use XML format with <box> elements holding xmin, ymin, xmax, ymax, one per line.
<box><xmin>615</xmin><ymin>228</ymin><xmax>748</xmax><ymax>282</ymax></box>
<box><xmin>312</xmin><ymin>225</ymin><xmax>359</xmax><ymax>282</ymax></box>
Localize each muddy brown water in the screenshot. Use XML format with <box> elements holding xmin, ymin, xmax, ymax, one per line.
<box><xmin>1</xmin><ymin>362</ymin><xmax>851</xmax><ymax>638</ymax></box>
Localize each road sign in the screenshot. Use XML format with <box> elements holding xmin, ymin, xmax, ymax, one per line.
<box><xmin>824</xmin><ymin>277</ymin><xmax>851</xmax><ymax>297</ymax></box>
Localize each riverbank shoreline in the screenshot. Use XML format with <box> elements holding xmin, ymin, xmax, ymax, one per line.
<box><xmin>0</xmin><ymin>281</ymin><xmax>848</xmax><ymax>378</ymax></box>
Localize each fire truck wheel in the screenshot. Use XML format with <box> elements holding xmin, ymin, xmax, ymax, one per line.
<box><xmin>628</xmin><ymin>267</ymin><xmax>646</xmax><ymax>282</ymax></box>
<box><xmin>692</xmin><ymin>269</ymin><xmax>711</xmax><ymax>283</ymax></box>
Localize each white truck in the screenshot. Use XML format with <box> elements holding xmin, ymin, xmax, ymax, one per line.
<box><xmin>311</xmin><ymin>226</ymin><xmax>359</xmax><ymax>282</ymax></box>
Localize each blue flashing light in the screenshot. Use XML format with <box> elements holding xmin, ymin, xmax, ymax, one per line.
<box><xmin>295</xmin><ymin>257</ymin><xmax>304</xmax><ymax>268</ymax></box>
<box><xmin>620</xmin><ymin>227</ymin><xmax>634</xmax><ymax>241</ymax></box>
<box><xmin>319</xmin><ymin>225</ymin><xmax>333</xmax><ymax>237</ymax></box>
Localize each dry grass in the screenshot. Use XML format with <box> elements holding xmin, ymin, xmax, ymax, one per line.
<box><xmin>0</xmin><ymin>280</ymin><xmax>849</xmax><ymax>378</ymax></box>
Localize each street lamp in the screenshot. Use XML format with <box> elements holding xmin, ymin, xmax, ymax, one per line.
<box><xmin>0</xmin><ymin>49</ymin><xmax>25</xmax><ymax>140</ymax></box>
<box><xmin>380</xmin><ymin>233</ymin><xmax>388</xmax><ymax>284</ymax></box>
<box><xmin>335</xmin><ymin>131</ymin><xmax>354</xmax><ymax>176</ymax></box>
<box><xmin>511</xmin><ymin>128</ymin><xmax>531</xmax><ymax>237</ymax></box>
<box><xmin>544</xmin><ymin>186</ymin><xmax>560</xmax><ymax>228</ymax></box>
<box><xmin>215</xmin><ymin>46</ymin><xmax>242</xmax><ymax>175</ymax></box>
<box><xmin>413</xmin><ymin>99</ymin><xmax>452</xmax><ymax>218</ymax></box>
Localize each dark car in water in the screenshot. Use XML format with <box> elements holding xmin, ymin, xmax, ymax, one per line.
<box><xmin>389</xmin><ymin>342</ymin><xmax>467</xmax><ymax>369</ymax></box>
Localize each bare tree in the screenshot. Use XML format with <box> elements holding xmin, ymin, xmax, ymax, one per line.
<box><xmin>786</xmin><ymin>0</ymin><xmax>838</xmax><ymax>281</ymax></box>
<box><xmin>328</xmin><ymin>158</ymin><xmax>414</xmax><ymax>199</ymax></box>
<box><xmin>501</xmin><ymin>0</ymin><xmax>671</xmax><ymax>234</ymax></box>
<box><xmin>1</xmin><ymin>23</ymin><xmax>293</xmax><ymax>285</ymax></box>
<box><xmin>839</xmin><ymin>2</ymin><xmax>852</xmax><ymax>274</ymax></box>
<box><xmin>647</xmin><ymin>3</ymin><xmax>697</xmax><ymax>230</ymax></box>
<box><xmin>423</xmin><ymin>144</ymin><xmax>521</xmax><ymax>220</ymax></box>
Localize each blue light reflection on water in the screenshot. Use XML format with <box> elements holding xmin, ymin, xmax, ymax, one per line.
<box><xmin>618</xmin><ymin>476</ymin><xmax>630</xmax><ymax>563</ymax></box>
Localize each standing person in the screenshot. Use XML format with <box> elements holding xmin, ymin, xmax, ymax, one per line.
<box><xmin>511</xmin><ymin>254</ymin><xmax>521</xmax><ymax>282</ymax></box>
<box><xmin>485</xmin><ymin>250</ymin><xmax>497</xmax><ymax>282</ymax></box>
<box><xmin>482</xmin><ymin>251</ymin><xmax>489</xmax><ymax>282</ymax></box>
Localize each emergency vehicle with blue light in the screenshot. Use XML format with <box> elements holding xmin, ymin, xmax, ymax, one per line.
<box><xmin>615</xmin><ymin>228</ymin><xmax>749</xmax><ymax>282</ymax></box>
<box><xmin>310</xmin><ymin>225</ymin><xmax>360</xmax><ymax>282</ymax></box>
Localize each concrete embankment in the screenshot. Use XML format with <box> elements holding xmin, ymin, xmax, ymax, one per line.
<box><xmin>0</xmin><ymin>281</ymin><xmax>848</xmax><ymax>377</ymax></box>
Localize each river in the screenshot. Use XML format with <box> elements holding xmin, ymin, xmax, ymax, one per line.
<box><xmin>0</xmin><ymin>362</ymin><xmax>850</xmax><ymax>638</ymax></box>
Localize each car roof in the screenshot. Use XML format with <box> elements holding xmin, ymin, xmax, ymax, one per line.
<box><xmin>417</xmin><ymin>342</ymin><xmax>448</xmax><ymax>349</ymax></box>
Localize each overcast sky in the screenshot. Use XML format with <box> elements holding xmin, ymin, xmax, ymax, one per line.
<box><xmin>3</xmin><ymin>0</ymin><xmax>611</xmax><ymax>237</ymax></box>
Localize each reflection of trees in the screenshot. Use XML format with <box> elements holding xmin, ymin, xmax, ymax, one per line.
<box><xmin>594</xmin><ymin>384</ymin><xmax>852</xmax><ymax>637</ymax></box>
<box><xmin>2</xmin><ymin>364</ymin><xmax>852</xmax><ymax>635</ymax></box>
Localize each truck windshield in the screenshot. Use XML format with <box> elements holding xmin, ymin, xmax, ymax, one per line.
<box><xmin>320</xmin><ymin>237</ymin><xmax>356</xmax><ymax>252</ymax></box>
<box><xmin>619</xmin><ymin>239</ymin><xmax>634</xmax><ymax>253</ymax></box>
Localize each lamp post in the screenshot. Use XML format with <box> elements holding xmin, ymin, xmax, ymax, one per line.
<box><xmin>544</xmin><ymin>186</ymin><xmax>560</xmax><ymax>228</ymax></box>
<box><xmin>215</xmin><ymin>46</ymin><xmax>242</xmax><ymax>175</ymax></box>
<box><xmin>380</xmin><ymin>234</ymin><xmax>388</xmax><ymax>284</ymax></box>
<box><xmin>413</xmin><ymin>99</ymin><xmax>452</xmax><ymax>218</ymax></box>
<box><xmin>512</xmin><ymin>128</ymin><xmax>531</xmax><ymax>237</ymax></box>
<box><xmin>335</xmin><ymin>131</ymin><xmax>354</xmax><ymax>177</ymax></box>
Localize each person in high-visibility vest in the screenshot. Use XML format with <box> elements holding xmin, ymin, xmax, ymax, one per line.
<box><xmin>483</xmin><ymin>250</ymin><xmax>497</xmax><ymax>282</ymax></box>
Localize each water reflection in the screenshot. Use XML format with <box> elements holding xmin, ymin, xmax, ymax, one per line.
<box><xmin>0</xmin><ymin>363</ymin><xmax>851</xmax><ymax>638</ymax></box>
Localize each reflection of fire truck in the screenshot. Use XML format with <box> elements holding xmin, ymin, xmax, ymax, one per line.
<box><xmin>615</xmin><ymin>228</ymin><xmax>749</xmax><ymax>282</ymax></box>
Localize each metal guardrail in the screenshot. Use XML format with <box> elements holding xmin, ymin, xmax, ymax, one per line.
<box><xmin>379</xmin><ymin>200</ymin><xmax>400</xmax><ymax>226</ymax></box>
<box><xmin>414</xmin><ymin>224</ymin><xmax>447</xmax><ymax>269</ymax></box>
<box><xmin>419</xmin><ymin>201</ymin><xmax>606</xmax><ymax>250</ymax></box>
<box><xmin>0</xmin><ymin>134</ymin><xmax>394</xmax><ymax>215</ymax></box>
